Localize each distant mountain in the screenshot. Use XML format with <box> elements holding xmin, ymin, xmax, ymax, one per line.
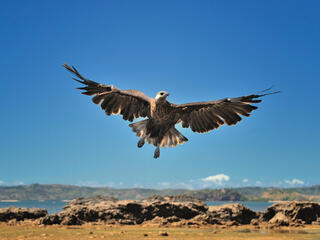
<box><xmin>0</xmin><ymin>184</ymin><xmax>245</xmax><ymax>201</ymax></box>
<box><xmin>236</xmin><ymin>186</ymin><xmax>320</xmax><ymax>201</ymax></box>
<box><xmin>0</xmin><ymin>184</ymin><xmax>319</xmax><ymax>202</ymax></box>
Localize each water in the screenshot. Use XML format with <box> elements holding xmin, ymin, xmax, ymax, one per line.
<box><xmin>0</xmin><ymin>201</ymin><xmax>273</xmax><ymax>214</ymax></box>
<box><xmin>0</xmin><ymin>201</ymin><xmax>66</xmax><ymax>214</ymax></box>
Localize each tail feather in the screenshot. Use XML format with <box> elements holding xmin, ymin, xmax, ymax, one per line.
<box><xmin>160</xmin><ymin>127</ymin><xmax>188</xmax><ymax>148</ymax></box>
<box><xmin>129</xmin><ymin>120</ymin><xmax>188</xmax><ymax>148</ymax></box>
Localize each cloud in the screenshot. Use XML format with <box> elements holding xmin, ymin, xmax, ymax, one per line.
<box><xmin>242</xmin><ymin>178</ymin><xmax>248</xmax><ymax>183</ymax></box>
<box><xmin>284</xmin><ymin>178</ymin><xmax>304</xmax><ymax>186</ymax></box>
<box><xmin>202</xmin><ymin>174</ymin><xmax>230</xmax><ymax>186</ymax></box>
<box><xmin>255</xmin><ymin>181</ymin><xmax>263</xmax><ymax>186</ymax></box>
<box><xmin>12</xmin><ymin>181</ymin><xmax>24</xmax><ymax>186</ymax></box>
<box><xmin>0</xmin><ymin>180</ymin><xmax>4</xmax><ymax>185</ymax></box>
<box><xmin>157</xmin><ymin>181</ymin><xmax>194</xmax><ymax>189</ymax></box>
<box><xmin>158</xmin><ymin>182</ymin><xmax>171</xmax><ymax>188</ymax></box>
<box><xmin>76</xmin><ymin>181</ymin><xmax>118</xmax><ymax>188</ymax></box>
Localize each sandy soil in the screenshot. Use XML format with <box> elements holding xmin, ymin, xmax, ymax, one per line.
<box><xmin>1</xmin><ymin>223</ymin><xmax>320</xmax><ymax>240</ymax></box>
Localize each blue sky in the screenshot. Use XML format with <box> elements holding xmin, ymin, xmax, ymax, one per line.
<box><xmin>0</xmin><ymin>0</ymin><xmax>319</xmax><ymax>189</ymax></box>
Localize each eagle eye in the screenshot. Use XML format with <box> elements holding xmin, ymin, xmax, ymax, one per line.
<box><xmin>160</xmin><ymin>92</ymin><xmax>164</xmax><ymax>95</ymax></box>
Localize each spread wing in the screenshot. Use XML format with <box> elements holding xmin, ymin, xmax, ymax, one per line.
<box><xmin>174</xmin><ymin>89</ymin><xmax>279</xmax><ymax>133</ymax></box>
<box><xmin>64</xmin><ymin>63</ymin><xmax>152</xmax><ymax>121</ymax></box>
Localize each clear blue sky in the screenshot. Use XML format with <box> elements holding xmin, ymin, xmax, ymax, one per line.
<box><xmin>1</xmin><ymin>0</ymin><xmax>319</xmax><ymax>189</ymax></box>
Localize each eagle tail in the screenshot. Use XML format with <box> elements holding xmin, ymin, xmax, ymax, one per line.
<box><xmin>160</xmin><ymin>128</ymin><xmax>188</xmax><ymax>148</ymax></box>
<box><xmin>129</xmin><ymin>120</ymin><xmax>188</xmax><ymax>148</ymax></box>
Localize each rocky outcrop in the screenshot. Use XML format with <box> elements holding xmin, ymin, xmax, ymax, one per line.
<box><xmin>0</xmin><ymin>207</ymin><xmax>47</xmax><ymax>222</ymax></box>
<box><xmin>65</xmin><ymin>195</ymin><xmax>118</xmax><ymax>206</ymax></box>
<box><xmin>41</xmin><ymin>197</ymin><xmax>208</xmax><ymax>225</ymax></box>
<box><xmin>38</xmin><ymin>197</ymin><xmax>256</xmax><ymax>226</ymax></box>
<box><xmin>1</xmin><ymin>197</ymin><xmax>320</xmax><ymax>227</ymax></box>
<box><xmin>262</xmin><ymin>201</ymin><xmax>320</xmax><ymax>226</ymax></box>
<box><xmin>208</xmin><ymin>203</ymin><xmax>257</xmax><ymax>225</ymax></box>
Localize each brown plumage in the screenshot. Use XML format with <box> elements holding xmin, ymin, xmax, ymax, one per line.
<box><xmin>64</xmin><ymin>63</ymin><xmax>279</xmax><ymax>158</ymax></box>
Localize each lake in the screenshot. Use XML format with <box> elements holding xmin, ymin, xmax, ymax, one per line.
<box><xmin>0</xmin><ymin>200</ymin><xmax>273</xmax><ymax>214</ymax></box>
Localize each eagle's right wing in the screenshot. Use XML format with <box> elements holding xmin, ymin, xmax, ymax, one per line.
<box><xmin>173</xmin><ymin>89</ymin><xmax>279</xmax><ymax>133</ymax></box>
<box><xmin>64</xmin><ymin>64</ymin><xmax>152</xmax><ymax>121</ymax></box>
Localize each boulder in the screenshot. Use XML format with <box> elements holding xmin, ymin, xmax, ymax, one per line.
<box><xmin>268</xmin><ymin>212</ymin><xmax>290</xmax><ymax>226</ymax></box>
<box><xmin>262</xmin><ymin>201</ymin><xmax>320</xmax><ymax>224</ymax></box>
<box><xmin>250</xmin><ymin>218</ymin><xmax>259</xmax><ymax>225</ymax></box>
<box><xmin>64</xmin><ymin>195</ymin><xmax>118</xmax><ymax>209</ymax></box>
<box><xmin>208</xmin><ymin>203</ymin><xmax>257</xmax><ymax>225</ymax></box>
<box><xmin>39</xmin><ymin>214</ymin><xmax>61</xmax><ymax>225</ymax></box>
<box><xmin>0</xmin><ymin>207</ymin><xmax>47</xmax><ymax>222</ymax></box>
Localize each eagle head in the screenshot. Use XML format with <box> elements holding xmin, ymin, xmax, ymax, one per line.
<box><xmin>155</xmin><ymin>91</ymin><xmax>169</xmax><ymax>101</ymax></box>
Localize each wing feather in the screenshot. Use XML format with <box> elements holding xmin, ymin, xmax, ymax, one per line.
<box><xmin>64</xmin><ymin>63</ymin><xmax>152</xmax><ymax>121</ymax></box>
<box><xmin>174</xmin><ymin>89</ymin><xmax>279</xmax><ymax>133</ymax></box>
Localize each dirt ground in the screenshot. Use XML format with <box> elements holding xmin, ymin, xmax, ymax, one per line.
<box><xmin>1</xmin><ymin>224</ymin><xmax>320</xmax><ymax>240</ymax></box>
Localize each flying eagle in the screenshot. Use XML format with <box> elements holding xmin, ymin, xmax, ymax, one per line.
<box><xmin>64</xmin><ymin>64</ymin><xmax>279</xmax><ymax>158</ymax></box>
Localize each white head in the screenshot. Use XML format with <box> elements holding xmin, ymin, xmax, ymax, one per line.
<box><xmin>155</xmin><ymin>91</ymin><xmax>169</xmax><ymax>101</ymax></box>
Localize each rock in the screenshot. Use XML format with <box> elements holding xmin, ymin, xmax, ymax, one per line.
<box><xmin>3</xmin><ymin>197</ymin><xmax>317</xmax><ymax>227</ymax></box>
<box><xmin>225</xmin><ymin>220</ymin><xmax>239</xmax><ymax>226</ymax></box>
<box><xmin>7</xmin><ymin>219</ymin><xmax>17</xmax><ymax>226</ymax></box>
<box><xmin>158</xmin><ymin>231</ymin><xmax>169</xmax><ymax>236</ymax></box>
<box><xmin>208</xmin><ymin>203</ymin><xmax>257</xmax><ymax>225</ymax></box>
<box><xmin>191</xmin><ymin>213</ymin><xmax>220</xmax><ymax>225</ymax></box>
<box><xmin>262</xmin><ymin>201</ymin><xmax>320</xmax><ymax>224</ymax></box>
<box><xmin>61</xmin><ymin>215</ymin><xmax>83</xmax><ymax>225</ymax></box>
<box><xmin>269</xmin><ymin>212</ymin><xmax>290</xmax><ymax>226</ymax></box>
<box><xmin>0</xmin><ymin>207</ymin><xmax>47</xmax><ymax>222</ymax></box>
<box><xmin>148</xmin><ymin>216</ymin><xmax>168</xmax><ymax>225</ymax></box>
<box><xmin>39</xmin><ymin>214</ymin><xmax>61</xmax><ymax>225</ymax></box>
<box><xmin>64</xmin><ymin>195</ymin><xmax>118</xmax><ymax>208</ymax></box>
<box><xmin>250</xmin><ymin>218</ymin><xmax>259</xmax><ymax>225</ymax></box>
<box><xmin>49</xmin><ymin>197</ymin><xmax>208</xmax><ymax>226</ymax></box>
<box><xmin>36</xmin><ymin>198</ymin><xmax>257</xmax><ymax>226</ymax></box>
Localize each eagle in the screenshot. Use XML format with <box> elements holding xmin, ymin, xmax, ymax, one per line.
<box><xmin>64</xmin><ymin>64</ymin><xmax>279</xmax><ymax>158</ymax></box>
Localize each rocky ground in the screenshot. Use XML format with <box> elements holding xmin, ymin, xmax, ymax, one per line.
<box><xmin>1</xmin><ymin>195</ymin><xmax>320</xmax><ymax>228</ymax></box>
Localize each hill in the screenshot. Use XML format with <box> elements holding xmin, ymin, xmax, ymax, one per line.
<box><xmin>0</xmin><ymin>184</ymin><xmax>245</xmax><ymax>201</ymax></box>
<box><xmin>236</xmin><ymin>187</ymin><xmax>320</xmax><ymax>201</ymax></box>
<box><xmin>0</xmin><ymin>184</ymin><xmax>319</xmax><ymax>201</ymax></box>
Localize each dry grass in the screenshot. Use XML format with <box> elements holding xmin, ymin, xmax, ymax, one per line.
<box><xmin>1</xmin><ymin>224</ymin><xmax>320</xmax><ymax>240</ymax></box>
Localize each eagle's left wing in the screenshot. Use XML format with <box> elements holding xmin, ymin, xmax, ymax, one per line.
<box><xmin>64</xmin><ymin>63</ymin><xmax>153</xmax><ymax>121</ymax></box>
<box><xmin>173</xmin><ymin>89</ymin><xmax>279</xmax><ymax>133</ymax></box>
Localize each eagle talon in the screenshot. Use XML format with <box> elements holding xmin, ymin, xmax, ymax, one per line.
<box><xmin>154</xmin><ymin>146</ymin><xmax>160</xmax><ymax>159</ymax></box>
<box><xmin>137</xmin><ymin>138</ymin><xmax>145</xmax><ymax>148</ymax></box>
